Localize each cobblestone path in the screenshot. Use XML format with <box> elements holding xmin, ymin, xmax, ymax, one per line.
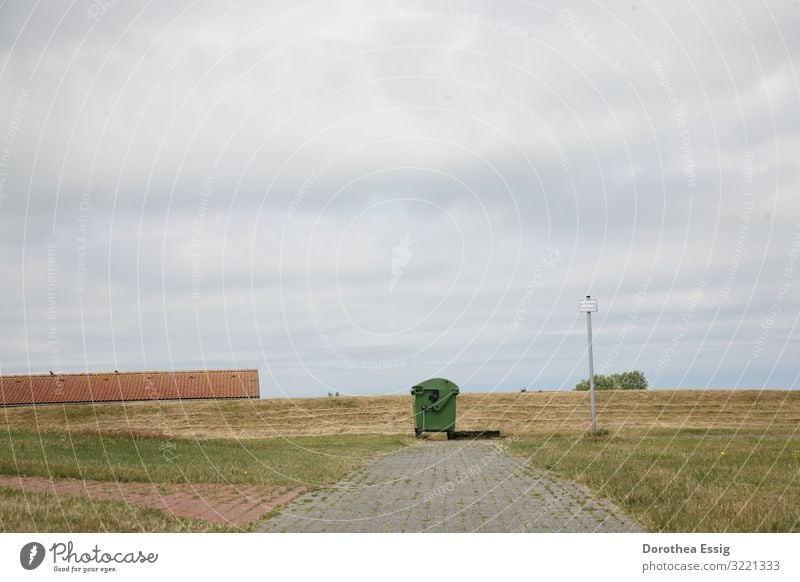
<box><xmin>257</xmin><ymin>441</ymin><xmax>643</xmax><ymax>532</ymax></box>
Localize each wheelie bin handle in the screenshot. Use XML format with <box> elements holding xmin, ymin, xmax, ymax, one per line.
<box><xmin>430</xmin><ymin>389</ymin><xmax>458</xmax><ymax>412</ymax></box>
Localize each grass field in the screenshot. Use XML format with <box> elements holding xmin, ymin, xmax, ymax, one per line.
<box><xmin>0</xmin><ymin>431</ymin><xmax>410</xmax><ymax>487</ymax></box>
<box><xmin>0</xmin><ymin>487</ymin><xmax>228</xmax><ymax>533</ymax></box>
<box><xmin>1</xmin><ymin>389</ymin><xmax>798</xmax><ymax>532</ymax></box>
<box><xmin>2</xmin><ymin>389</ymin><xmax>798</xmax><ymax>438</ymax></box>
<box><xmin>0</xmin><ymin>431</ymin><xmax>410</xmax><ymax>532</ymax></box>
<box><xmin>509</xmin><ymin>429</ymin><xmax>800</xmax><ymax>532</ymax></box>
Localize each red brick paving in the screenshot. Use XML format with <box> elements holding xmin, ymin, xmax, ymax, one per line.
<box><xmin>0</xmin><ymin>475</ymin><xmax>305</xmax><ymax>527</ymax></box>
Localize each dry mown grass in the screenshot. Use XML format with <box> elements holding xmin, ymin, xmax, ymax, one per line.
<box><xmin>2</xmin><ymin>390</ymin><xmax>798</xmax><ymax>438</ymax></box>
<box><xmin>1</xmin><ymin>390</ymin><xmax>798</xmax><ymax>532</ymax></box>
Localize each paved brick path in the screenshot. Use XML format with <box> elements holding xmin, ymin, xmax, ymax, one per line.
<box><xmin>257</xmin><ymin>441</ymin><xmax>643</xmax><ymax>532</ymax></box>
<box><xmin>0</xmin><ymin>475</ymin><xmax>304</xmax><ymax>527</ymax></box>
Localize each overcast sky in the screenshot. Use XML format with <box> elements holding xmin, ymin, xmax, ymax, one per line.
<box><xmin>1</xmin><ymin>0</ymin><xmax>798</xmax><ymax>397</ymax></box>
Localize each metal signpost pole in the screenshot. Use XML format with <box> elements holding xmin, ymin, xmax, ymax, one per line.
<box><xmin>578</xmin><ymin>295</ymin><xmax>599</xmax><ymax>434</ymax></box>
<box><xmin>587</xmin><ymin>303</ymin><xmax>596</xmax><ymax>434</ymax></box>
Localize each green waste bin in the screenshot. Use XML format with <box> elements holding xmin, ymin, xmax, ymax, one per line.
<box><xmin>411</xmin><ymin>378</ymin><xmax>459</xmax><ymax>439</ymax></box>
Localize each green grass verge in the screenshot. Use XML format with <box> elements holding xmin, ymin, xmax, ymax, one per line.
<box><xmin>0</xmin><ymin>431</ymin><xmax>412</xmax><ymax>532</ymax></box>
<box><xmin>509</xmin><ymin>429</ymin><xmax>800</xmax><ymax>532</ymax></box>
<box><xmin>0</xmin><ymin>431</ymin><xmax>413</xmax><ymax>488</ymax></box>
<box><xmin>0</xmin><ymin>486</ymin><xmax>231</xmax><ymax>532</ymax></box>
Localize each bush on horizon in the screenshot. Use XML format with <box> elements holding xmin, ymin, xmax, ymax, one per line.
<box><xmin>574</xmin><ymin>370</ymin><xmax>648</xmax><ymax>391</ymax></box>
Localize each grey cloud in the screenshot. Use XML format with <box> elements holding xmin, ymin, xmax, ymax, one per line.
<box><xmin>1</xmin><ymin>0</ymin><xmax>799</xmax><ymax>396</ymax></box>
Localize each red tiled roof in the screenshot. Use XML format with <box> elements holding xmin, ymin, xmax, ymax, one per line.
<box><xmin>0</xmin><ymin>369</ymin><xmax>259</xmax><ymax>406</ymax></box>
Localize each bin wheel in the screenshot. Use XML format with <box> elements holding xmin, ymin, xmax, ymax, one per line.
<box><xmin>446</xmin><ymin>430</ymin><xmax>455</xmax><ymax>440</ymax></box>
<box><xmin>414</xmin><ymin>429</ymin><xmax>422</xmax><ymax>438</ymax></box>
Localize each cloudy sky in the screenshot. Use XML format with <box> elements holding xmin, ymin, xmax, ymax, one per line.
<box><xmin>1</xmin><ymin>0</ymin><xmax>798</xmax><ymax>397</ymax></box>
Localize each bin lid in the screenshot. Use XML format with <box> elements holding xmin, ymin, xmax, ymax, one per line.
<box><xmin>411</xmin><ymin>377</ymin><xmax>459</xmax><ymax>394</ymax></box>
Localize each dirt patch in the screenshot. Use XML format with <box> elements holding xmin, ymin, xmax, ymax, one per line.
<box><xmin>0</xmin><ymin>475</ymin><xmax>304</xmax><ymax>527</ymax></box>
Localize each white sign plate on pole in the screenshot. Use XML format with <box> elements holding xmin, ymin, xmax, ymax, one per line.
<box><xmin>578</xmin><ymin>298</ymin><xmax>598</xmax><ymax>312</ymax></box>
